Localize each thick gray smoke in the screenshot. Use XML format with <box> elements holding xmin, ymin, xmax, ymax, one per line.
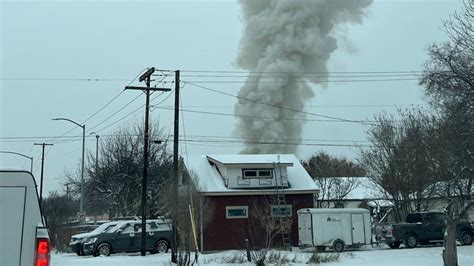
<box><xmin>234</xmin><ymin>0</ymin><xmax>372</xmax><ymax>154</ymax></box>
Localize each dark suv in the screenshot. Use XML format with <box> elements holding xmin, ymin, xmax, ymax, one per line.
<box><xmin>82</xmin><ymin>219</ymin><xmax>174</xmax><ymax>256</ymax></box>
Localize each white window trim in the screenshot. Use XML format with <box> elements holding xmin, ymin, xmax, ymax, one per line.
<box><xmin>270</xmin><ymin>205</ymin><xmax>292</xmax><ymax>217</ymax></box>
<box><xmin>225</xmin><ymin>206</ymin><xmax>249</xmax><ymax>219</ymax></box>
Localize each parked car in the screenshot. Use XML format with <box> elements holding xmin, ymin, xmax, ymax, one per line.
<box><xmin>386</xmin><ymin>212</ymin><xmax>473</xmax><ymax>248</ymax></box>
<box><xmin>69</xmin><ymin>221</ymin><xmax>121</xmax><ymax>255</ymax></box>
<box><xmin>0</xmin><ymin>170</ymin><xmax>51</xmax><ymax>266</ymax></box>
<box><xmin>298</xmin><ymin>208</ymin><xmax>372</xmax><ymax>252</ymax></box>
<box><xmin>82</xmin><ymin>219</ymin><xmax>174</xmax><ymax>256</ymax></box>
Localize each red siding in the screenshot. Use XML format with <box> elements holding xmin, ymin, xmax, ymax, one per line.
<box><xmin>202</xmin><ymin>193</ymin><xmax>314</xmax><ymax>251</ymax></box>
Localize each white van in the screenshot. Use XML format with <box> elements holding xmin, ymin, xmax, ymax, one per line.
<box><xmin>0</xmin><ymin>170</ymin><xmax>50</xmax><ymax>266</ymax></box>
<box><xmin>298</xmin><ymin>208</ymin><xmax>371</xmax><ymax>252</ymax></box>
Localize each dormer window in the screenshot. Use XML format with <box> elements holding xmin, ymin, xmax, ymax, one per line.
<box><xmin>242</xmin><ymin>168</ymin><xmax>273</xmax><ymax>179</ymax></box>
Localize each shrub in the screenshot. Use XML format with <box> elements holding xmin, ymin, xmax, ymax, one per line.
<box><xmin>307</xmin><ymin>251</ymin><xmax>339</xmax><ymax>264</ymax></box>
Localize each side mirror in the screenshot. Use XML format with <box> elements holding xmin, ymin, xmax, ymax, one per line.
<box><xmin>116</xmin><ymin>228</ymin><xmax>123</xmax><ymax>234</ymax></box>
<box><xmin>42</xmin><ymin>216</ymin><xmax>48</xmax><ymax>228</ymax></box>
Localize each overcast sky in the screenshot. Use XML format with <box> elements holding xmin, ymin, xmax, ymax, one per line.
<box><xmin>1</xmin><ymin>0</ymin><xmax>463</xmax><ymax>196</ymax></box>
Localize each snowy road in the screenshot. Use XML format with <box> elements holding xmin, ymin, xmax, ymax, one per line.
<box><xmin>51</xmin><ymin>245</ymin><xmax>474</xmax><ymax>265</ymax></box>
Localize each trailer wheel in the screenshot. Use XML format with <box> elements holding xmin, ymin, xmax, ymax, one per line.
<box><xmin>405</xmin><ymin>234</ymin><xmax>418</xmax><ymax>248</ymax></box>
<box><xmin>388</xmin><ymin>242</ymin><xmax>400</xmax><ymax>249</ymax></box>
<box><xmin>333</xmin><ymin>240</ymin><xmax>344</xmax><ymax>252</ymax></box>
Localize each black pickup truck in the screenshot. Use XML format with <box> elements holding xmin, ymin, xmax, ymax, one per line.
<box><xmin>386</xmin><ymin>212</ymin><xmax>473</xmax><ymax>248</ymax></box>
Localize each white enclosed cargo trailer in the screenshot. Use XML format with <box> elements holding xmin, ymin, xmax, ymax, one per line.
<box><xmin>0</xmin><ymin>170</ymin><xmax>50</xmax><ymax>266</ymax></box>
<box><xmin>298</xmin><ymin>208</ymin><xmax>371</xmax><ymax>252</ymax></box>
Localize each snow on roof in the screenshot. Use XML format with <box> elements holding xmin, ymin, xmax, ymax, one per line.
<box><xmin>186</xmin><ymin>154</ymin><xmax>318</xmax><ymax>195</ymax></box>
<box><xmin>207</xmin><ymin>154</ymin><xmax>293</xmax><ymax>165</ymax></box>
<box><xmin>346</xmin><ymin>177</ymin><xmax>384</xmax><ymax>200</ymax></box>
<box><xmin>318</xmin><ymin>177</ymin><xmax>385</xmax><ymax>200</ymax></box>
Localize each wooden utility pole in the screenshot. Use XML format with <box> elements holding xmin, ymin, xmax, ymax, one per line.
<box><xmin>172</xmin><ymin>70</ymin><xmax>180</xmax><ymax>263</ymax></box>
<box><xmin>125</xmin><ymin>67</ymin><xmax>171</xmax><ymax>256</ymax></box>
<box><xmin>34</xmin><ymin>142</ymin><xmax>53</xmax><ymax>211</ymax></box>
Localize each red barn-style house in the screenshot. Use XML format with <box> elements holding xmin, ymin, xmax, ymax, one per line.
<box><xmin>186</xmin><ymin>154</ymin><xmax>319</xmax><ymax>251</ymax></box>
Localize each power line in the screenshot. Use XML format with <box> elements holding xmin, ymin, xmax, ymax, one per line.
<box><xmin>87</xmin><ymin>72</ymin><xmax>175</xmax><ymax>135</ymax></box>
<box><xmin>0</xmin><ymin>134</ymin><xmax>370</xmax><ymax>143</ymax></box>
<box><xmin>178</xmin><ymin>78</ymin><xmax>419</xmax><ymax>84</ymax></box>
<box><xmin>0</xmin><ymin>133</ymin><xmax>431</xmax><ymax>149</ymax></box>
<box><xmin>47</xmin><ymin>69</ymin><xmax>148</xmax><ymax>143</ymax></box>
<box><xmin>153</xmin><ymin>106</ymin><xmax>381</xmax><ymax>123</ymax></box>
<box><xmin>176</xmin><ymin>73</ymin><xmax>421</xmax><ymax>78</ymax></box>
<box><xmin>86</xmin><ymin>93</ymin><xmax>143</xmax><ymax>133</ymax></box>
<box><xmin>183</xmin><ymin>81</ymin><xmax>373</xmax><ymax>125</ymax></box>
<box><xmin>163</xmin><ymin>104</ymin><xmax>421</xmax><ymax>109</ymax></box>
<box><xmin>94</xmin><ymin>89</ymin><xmax>175</xmax><ymax>134</ymax></box>
<box><xmin>0</xmin><ymin>77</ymin><xmax>130</xmax><ymax>82</ymax></box>
<box><xmin>180</xmin><ymin>70</ymin><xmax>427</xmax><ymax>74</ymax></box>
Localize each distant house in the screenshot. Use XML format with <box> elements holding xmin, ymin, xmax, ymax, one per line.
<box><xmin>316</xmin><ymin>177</ymin><xmax>393</xmax><ymax>220</ymax></box>
<box><xmin>186</xmin><ymin>154</ymin><xmax>319</xmax><ymax>251</ymax></box>
<box><xmin>319</xmin><ymin>177</ymin><xmax>474</xmax><ymax>222</ymax></box>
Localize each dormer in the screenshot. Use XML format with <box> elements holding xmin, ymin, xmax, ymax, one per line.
<box><xmin>206</xmin><ymin>155</ymin><xmax>291</xmax><ymax>189</ymax></box>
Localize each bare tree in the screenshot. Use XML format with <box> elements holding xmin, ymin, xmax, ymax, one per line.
<box><xmin>42</xmin><ymin>191</ymin><xmax>79</xmax><ymax>250</ymax></box>
<box><xmin>359</xmin><ymin>110</ymin><xmax>441</xmax><ymax>222</ymax></box>
<box><xmin>302</xmin><ymin>152</ymin><xmax>365</xmax><ymax>208</ymax></box>
<box><xmin>64</xmin><ymin>120</ymin><xmax>173</xmax><ymax>218</ymax></box>
<box><xmin>420</xmin><ymin>1</ymin><xmax>473</xmax><ymax>265</ymax></box>
<box><xmin>156</xmin><ymin>165</ymin><xmax>215</xmax><ymax>265</ymax></box>
<box><xmin>245</xmin><ymin>196</ymin><xmax>292</xmax><ymax>266</ymax></box>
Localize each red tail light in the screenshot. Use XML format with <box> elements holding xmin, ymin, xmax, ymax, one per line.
<box><xmin>391</xmin><ymin>227</ymin><xmax>396</xmax><ymax>237</ymax></box>
<box><xmin>36</xmin><ymin>238</ymin><xmax>50</xmax><ymax>266</ymax></box>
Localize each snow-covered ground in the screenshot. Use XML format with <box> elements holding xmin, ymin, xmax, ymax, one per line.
<box><xmin>51</xmin><ymin>245</ymin><xmax>474</xmax><ymax>265</ymax></box>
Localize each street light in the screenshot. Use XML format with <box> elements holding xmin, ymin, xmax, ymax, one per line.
<box><xmin>0</xmin><ymin>150</ymin><xmax>33</xmax><ymax>172</ymax></box>
<box><xmin>52</xmin><ymin>117</ymin><xmax>86</xmax><ymax>214</ymax></box>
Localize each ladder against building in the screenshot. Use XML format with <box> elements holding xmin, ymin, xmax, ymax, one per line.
<box><xmin>274</xmin><ymin>159</ymin><xmax>292</xmax><ymax>251</ymax></box>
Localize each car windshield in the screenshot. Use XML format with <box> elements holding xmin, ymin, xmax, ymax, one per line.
<box><xmin>108</xmin><ymin>221</ymin><xmax>130</xmax><ymax>233</ymax></box>
<box><xmin>89</xmin><ymin>222</ymin><xmax>117</xmax><ymax>234</ymax></box>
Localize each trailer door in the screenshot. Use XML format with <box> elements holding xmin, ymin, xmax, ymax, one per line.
<box><xmin>351</xmin><ymin>213</ymin><xmax>365</xmax><ymax>244</ymax></box>
<box><xmin>298</xmin><ymin>211</ymin><xmax>313</xmax><ymax>246</ymax></box>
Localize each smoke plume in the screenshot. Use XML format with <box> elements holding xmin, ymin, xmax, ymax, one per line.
<box><xmin>234</xmin><ymin>0</ymin><xmax>372</xmax><ymax>154</ymax></box>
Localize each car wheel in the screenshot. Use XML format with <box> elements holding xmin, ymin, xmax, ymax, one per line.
<box><xmin>333</xmin><ymin>240</ymin><xmax>344</xmax><ymax>253</ymax></box>
<box><xmin>388</xmin><ymin>242</ymin><xmax>400</xmax><ymax>249</ymax></box>
<box><xmin>405</xmin><ymin>234</ymin><xmax>418</xmax><ymax>248</ymax></box>
<box><xmin>96</xmin><ymin>243</ymin><xmax>112</xmax><ymax>257</ymax></box>
<box><xmin>155</xmin><ymin>240</ymin><xmax>170</xmax><ymax>253</ymax></box>
<box><xmin>460</xmin><ymin>231</ymin><xmax>472</xmax><ymax>245</ymax></box>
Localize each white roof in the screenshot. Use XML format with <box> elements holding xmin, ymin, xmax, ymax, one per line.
<box><xmin>207</xmin><ymin>154</ymin><xmax>293</xmax><ymax>166</ymax></box>
<box><xmin>318</xmin><ymin>177</ymin><xmax>385</xmax><ymax>200</ymax></box>
<box><xmin>345</xmin><ymin>177</ymin><xmax>384</xmax><ymax>200</ymax></box>
<box><xmin>186</xmin><ymin>154</ymin><xmax>319</xmax><ymax>196</ymax></box>
<box><xmin>297</xmin><ymin>208</ymin><xmax>370</xmax><ymax>214</ymax></box>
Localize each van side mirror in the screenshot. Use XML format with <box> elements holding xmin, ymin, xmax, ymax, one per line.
<box><xmin>116</xmin><ymin>228</ymin><xmax>123</xmax><ymax>234</ymax></box>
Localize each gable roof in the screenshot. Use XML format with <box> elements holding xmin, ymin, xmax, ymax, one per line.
<box><xmin>186</xmin><ymin>154</ymin><xmax>319</xmax><ymax>196</ymax></box>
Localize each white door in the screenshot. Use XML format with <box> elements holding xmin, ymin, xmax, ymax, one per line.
<box><xmin>0</xmin><ymin>187</ymin><xmax>26</xmax><ymax>266</ymax></box>
<box><xmin>351</xmin><ymin>214</ymin><xmax>365</xmax><ymax>245</ymax></box>
<box><xmin>298</xmin><ymin>212</ymin><xmax>312</xmax><ymax>245</ymax></box>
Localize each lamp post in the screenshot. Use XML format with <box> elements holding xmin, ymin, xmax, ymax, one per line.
<box><xmin>0</xmin><ymin>150</ymin><xmax>33</xmax><ymax>172</ymax></box>
<box><xmin>52</xmin><ymin>117</ymin><xmax>86</xmax><ymax>214</ymax></box>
